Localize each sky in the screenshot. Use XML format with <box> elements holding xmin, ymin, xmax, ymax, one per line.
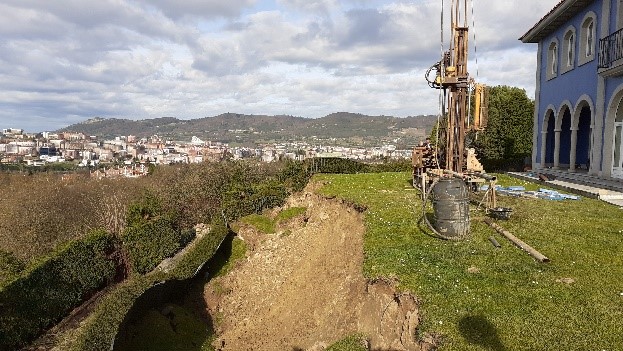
<box><xmin>0</xmin><ymin>0</ymin><xmax>561</xmax><ymax>132</ymax></box>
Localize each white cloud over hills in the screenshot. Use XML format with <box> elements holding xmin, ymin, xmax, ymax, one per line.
<box><xmin>0</xmin><ymin>0</ymin><xmax>560</xmax><ymax>131</ymax></box>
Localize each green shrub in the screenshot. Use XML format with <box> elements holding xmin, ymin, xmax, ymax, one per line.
<box><xmin>67</xmin><ymin>274</ymin><xmax>158</xmax><ymax>351</ymax></box>
<box><xmin>368</xmin><ymin>158</ymin><xmax>412</xmax><ymax>172</ymax></box>
<box><xmin>480</xmin><ymin>156</ymin><xmax>528</xmax><ymax>172</ymax></box>
<box><xmin>66</xmin><ymin>222</ymin><xmax>229</xmax><ymax>351</ymax></box>
<box><xmin>0</xmin><ymin>250</ymin><xmax>24</xmax><ymax>286</ymax></box>
<box><xmin>125</xmin><ymin>192</ymin><xmax>174</xmax><ymax>227</ymax></box>
<box><xmin>0</xmin><ymin>230</ymin><xmax>116</xmax><ymax>350</ymax></box>
<box><xmin>169</xmin><ymin>222</ymin><xmax>229</xmax><ymax>279</ymax></box>
<box><xmin>122</xmin><ymin>194</ymin><xmax>184</xmax><ymax>275</ymax></box>
<box><xmin>305</xmin><ymin>157</ymin><xmax>371</xmax><ymax>174</ymax></box>
<box><xmin>122</xmin><ymin>217</ymin><xmax>182</xmax><ymax>275</ymax></box>
<box><xmin>278</xmin><ymin>160</ymin><xmax>312</xmax><ymax>192</ymax></box>
<box><xmin>221</xmin><ymin>179</ymin><xmax>287</xmax><ymax>221</ymax></box>
<box><xmin>179</xmin><ymin>228</ymin><xmax>197</xmax><ymax>248</ymax></box>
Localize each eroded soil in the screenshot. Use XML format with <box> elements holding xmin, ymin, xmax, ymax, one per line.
<box><xmin>204</xmin><ymin>185</ymin><xmax>436</xmax><ymax>351</ymax></box>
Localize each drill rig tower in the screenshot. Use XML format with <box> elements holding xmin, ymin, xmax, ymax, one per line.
<box><xmin>424</xmin><ymin>0</ymin><xmax>487</xmax><ymax>174</ymax></box>
<box><xmin>416</xmin><ymin>0</ymin><xmax>495</xmax><ymax>239</ymax></box>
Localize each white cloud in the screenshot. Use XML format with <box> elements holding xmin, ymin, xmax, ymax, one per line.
<box><xmin>0</xmin><ymin>0</ymin><xmax>561</xmax><ymax>131</ymax></box>
<box><xmin>276</xmin><ymin>0</ymin><xmax>338</xmax><ymax>15</ymax></box>
<box><xmin>140</xmin><ymin>0</ymin><xmax>257</xmax><ymax>20</ymax></box>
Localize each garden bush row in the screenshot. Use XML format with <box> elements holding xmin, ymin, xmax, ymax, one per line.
<box><xmin>121</xmin><ymin>193</ymin><xmax>187</xmax><ymax>275</ymax></box>
<box><xmin>0</xmin><ymin>230</ymin><xmax>116</xmax><ymax>350</ymax></box>
<box><xmin>304</xmin><ymin>157</ymin><xmax>411</xmax><ymax>175</ymax></box>
<box><xmin>0</xmin><ymin>193</ymin><xmax>188</xmax><ymax>350</ymax></box>
<box><xmin>63</xmin><ymin>222</ymin><xmax>229</xmax><ymax>351</ymax></box>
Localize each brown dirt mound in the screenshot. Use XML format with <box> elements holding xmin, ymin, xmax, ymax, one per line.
<box><xmin>204</xmin><ymin>186</ymin><xmax>436</xmax><ymax>351</ymax></box>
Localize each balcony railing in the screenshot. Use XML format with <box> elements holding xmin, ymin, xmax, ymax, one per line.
<box><xmin>599</xmin><ymin>27</ymin><xmax>623</xmax><ymax>69</ymax></box>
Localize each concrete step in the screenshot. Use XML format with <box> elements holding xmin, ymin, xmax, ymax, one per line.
<box><xmin>507</xmin><ymin>172</ymin><xmax>623</xmax><ymax>206</ymax></box>
<box><xmin>599</xmin><ymin>193</ymin><xmax>623</xmax><ymax>200</ymax></box>
<box><xmin>537</xmin><ymin>171</ymin><xmax>623</xmax><ymax>193</ymax></box>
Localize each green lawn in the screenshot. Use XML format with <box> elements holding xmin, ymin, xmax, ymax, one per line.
<box><xmin>316</xmin><ymin>172</ymin><xmax>623</xmax><ymax>351</ymax></box>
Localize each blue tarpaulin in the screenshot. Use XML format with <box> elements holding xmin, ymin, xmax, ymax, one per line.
<box><xmin>479</xmin><ymin>185</ymin><xmax>580</xmax><ymax>200</ymax></box>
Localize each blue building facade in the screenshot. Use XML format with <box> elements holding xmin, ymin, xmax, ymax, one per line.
<box><xmin>521</xmin><ymin>0</ymin><xmax>623</xmax><ymax>179</ymax></box>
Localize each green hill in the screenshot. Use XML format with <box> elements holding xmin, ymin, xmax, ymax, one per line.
<box><xmin>58</xmin><ymin>113</ymin><xmax>437</xmax><ymax>146</ymax></box>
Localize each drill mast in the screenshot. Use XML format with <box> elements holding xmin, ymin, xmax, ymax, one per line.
<box><xmin>425</xmin><ymin>0</ymin><xmax>486</xmax><ymax>174</ymax></box>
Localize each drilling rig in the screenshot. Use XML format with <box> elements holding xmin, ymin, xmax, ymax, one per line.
<box><xmin>415</xmin><ymin>0</ymin><xmax>497</xmax><ymax>239</ymax></box>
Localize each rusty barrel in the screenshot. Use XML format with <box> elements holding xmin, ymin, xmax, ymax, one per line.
<box><xmin>432</xmin><ymin>178</ymin><xmax>470</xmax><ymax>238</ymax></box>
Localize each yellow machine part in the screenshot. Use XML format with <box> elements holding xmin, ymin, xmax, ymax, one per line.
<box><xmin>473</xmin><ymin>83</ymin><xmax>488</xmax><ymax>131</ymax></box>
<box><xmin>445</xmin><ymin>66</ymin><xmax>456</xmax><ymax>77</ymax></box>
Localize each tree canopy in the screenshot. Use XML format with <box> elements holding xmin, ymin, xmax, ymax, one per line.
<box><xmin>428</xmin><ymin>85</ymin><xmax>534</xmax><ymax>171</ymax></box>
<box><xmin>472</xmin><ymin>85</ymin><xmax>534</xmax><ymax>160</ymax></box>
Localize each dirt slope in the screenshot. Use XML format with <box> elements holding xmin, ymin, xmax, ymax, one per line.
<box><xmin>204</xmin><ymin>186</ymin><xmax>435</xmax><ymax>351</ymax></box>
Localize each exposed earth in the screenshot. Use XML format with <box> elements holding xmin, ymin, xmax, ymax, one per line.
<box><xmin>204</xmin><ymin>184</ymin><xmax>436</xmax><ymax>351</ymax></box>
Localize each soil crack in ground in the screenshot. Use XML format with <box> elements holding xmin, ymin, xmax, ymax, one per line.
<box><xmin>204</xmin><ymin>186</ymin><xmax>434</xmax><ymax>351</ymax></box>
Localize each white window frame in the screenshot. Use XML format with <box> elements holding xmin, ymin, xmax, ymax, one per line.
<box><xmin>547</xmin><ymin>39</ymin><xmax>559</xmax><ymax>80</ymax></box>
<box><xmin>561</xmin><ymin>26</ymin><xmax>576</xmax><ymax>74</ymax></box>
<box><xmin>579</xmin><ymin>11</ymin><xmax>597</xmax><ymax>66</ymax></box>
<box><xmin>587</xmin><ymin>21</ymin><xmax>593</xmax><ymax>56</ymax></box>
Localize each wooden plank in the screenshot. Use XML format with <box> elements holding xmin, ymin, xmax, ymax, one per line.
<box><xmin>483</xmin><ymin>218</ymin><xmax>550</xmax><ymax>263</ymax></box>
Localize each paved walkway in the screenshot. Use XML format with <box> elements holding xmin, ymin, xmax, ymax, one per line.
<box><xmin>508</xmin><ymin>171</ymin><xmax>623</xmax><ymax>208</ymax></box>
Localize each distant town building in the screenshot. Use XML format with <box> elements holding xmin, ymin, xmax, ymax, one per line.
<box><xmin>2</xmin><ymin>128</ymin><xmax>23</xmax><ymax>135</ymax></box>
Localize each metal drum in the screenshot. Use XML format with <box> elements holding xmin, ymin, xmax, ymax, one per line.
<box><xmin>432</xmin><ymin>178</ymin><xmax>470</xmax><ymax>239</ymax></box>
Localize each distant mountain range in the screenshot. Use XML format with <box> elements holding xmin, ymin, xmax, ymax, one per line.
<box><xmin>59</xmin><ymin>112</ymin><xmax>437</xmax><ymax>147</ymax></box>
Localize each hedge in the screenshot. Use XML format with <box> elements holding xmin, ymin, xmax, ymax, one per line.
<box><xmin>480</xmin><ymin>156</ymin><xmax>528</xmax><ymax>172</ymax></box>
<box><xmin>64</xmin><ymin>222</ymin><xmax>229</xmax><ymax>351</ymax></box>
<box><xmin>303</xmin><ymin>157</ymin><xmax>412</xmax><ymax>175</ymax></box>
<box><xmin>0</xmin><ymin>250</ymin><xmax>24</xmax><ymax>286</ymax></box>
<box><xmin>277</xmin><ymin>160</ymin><xmax>312</xmax><ymax>192</ymax></box>
<box><xmin>305</xmin><ymin>157</ymin><xmax>370</xmax><ymax>174</ymax></box>
<box><xmin>221</xmin><ymin>179</ymin><xmax>288</xmax><ymax>222</ymax></box>
<box><xmin>122</xmin><ymin>217</ymin><xmax>183</xmax><ymax>275</ymax></box>
<box><xmin>0</xmin><ymin>230</ymin><xmax>116</xmax><ymax>350</ymax></box>
<box><xmin>122</xmin><ymin>194</ymin><xmax>185</xmax><ymax>275</ymax></box>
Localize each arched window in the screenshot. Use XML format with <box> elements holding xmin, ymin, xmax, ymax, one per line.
<box><xmin>579</xmin><ymin>12</ymin><xmax>596</xmax><ymax>66</ymax></box>
<box><xmin>547</xmin><ymin>40</ymin><xmax>559</xmax><ymax>80</ymax></box>
<box><xmin>561</xmin><ymin>26</ymin><xmax>576</xmax><ymax>73</ymax></box>
<box><xmin>587</xmin><ymin>22</ymin><xmax>593</xmax><ymax>56</ymax></box>
<box><xmin>567</xmin><ymin>33</ymin><xmax>574</xmax><ymax>65</ymax></box>
<box><xmin>552</xmin><ymin>45</ymin><xmax>558</xmax><ymax>73</ymax></box>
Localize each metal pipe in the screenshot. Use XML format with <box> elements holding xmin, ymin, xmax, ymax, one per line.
<box><xmin>466</xmin><ymin>171</ymin><xmax>497</xmax><ymax>181</ymax></box>
<box><xmin>484</xmin><ymin>218</ymin><xmax>550</xmax><ymax>263</ymax></box>
<box><xmin>488</xmin><ymin>236</ymin><xmax>501</xmax><ymax>248</ymax></box>
<box><xmin>443</xmin><ymin>169</ymin><xmax>466</xmax><ymax>179</ymax></box>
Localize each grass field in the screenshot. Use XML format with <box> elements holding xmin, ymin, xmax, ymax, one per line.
<box><xmin>316</xmin><ymin>172</ymin><xmax>623</xmax><ymax>351</ymax></box>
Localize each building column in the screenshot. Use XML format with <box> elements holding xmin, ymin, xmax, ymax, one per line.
<box><xmin>569</xmin><ymin>127</ymin><xmax>578</xmax><ymax>172</ymax></box>
<box><xmin>592</xmin><ymin>0</ymin><xmax>611</xmax><ymax>176</ymax></box>
<box><xmin>593</xmin><ymin>84</ymin><xmax>606</xmax><ymax>176</ymax></box>
<box><xmin>588</xmin><ymin>124</ymin><xmax>595</xmax><ymax>173</ymax></box>
<box><xmin>553</xmin><ymin>129</ymin><xmax>562</xmax><ymax>169</ymax></box>
<box><xmin>540</xmin><ymin>130</ymin><xmax>548</xmax><ymax>168</ymax></box>
<box><xmin>532</xmin><ymin>42</ymin><xmax>543</xmax><ymax>170</ymax></box>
